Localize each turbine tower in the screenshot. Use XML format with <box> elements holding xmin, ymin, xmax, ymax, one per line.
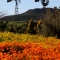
<box><xmin>7</xmin><ymin>0</ymin><xmax>20</xmax><ymax>15</ymax></box>
<box><xmin>15</xmin><ymin>0</ymin><xmax>20</xmax><ymax>14</ymax></box>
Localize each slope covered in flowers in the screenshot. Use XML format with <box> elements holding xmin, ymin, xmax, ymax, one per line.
<box><xmin>0</xmin><ymin>32</ymin><xmax>60</xmax><ymax>60</ymax></box>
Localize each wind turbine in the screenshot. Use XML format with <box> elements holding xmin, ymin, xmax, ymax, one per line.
<box><xmin>7</xmin><ymin>0</ymin><xmax>20</xmax><ymax>15</ymax></box>
<box><xmin>41</xmin><ymin>0</ymin><xmax>49</xmax><ymax>8</ymax></box>
<box><xmin>35</xmin><ymin>0</ymin><xmax>49</xmax><ymax>8</ymax></box>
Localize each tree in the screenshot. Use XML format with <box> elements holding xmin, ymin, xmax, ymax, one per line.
<box><xmin>0</xmin><ymin>9</ymin><xmax>7</xmax><ymax>18</ymax></box>
<box><xmin>0</xmin><ymin>8</ymin><xmax>8</xmax><ymax>31</ymax></box>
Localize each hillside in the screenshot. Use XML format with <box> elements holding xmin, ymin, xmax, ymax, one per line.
<box><xmin>0</xmin><ymin>8</ymin><xmax>54</xmax><ymax>21</ymax></box>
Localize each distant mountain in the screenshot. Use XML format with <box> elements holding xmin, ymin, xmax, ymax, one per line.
<box><xmin>0</xmin><ymin>8</ymin><xmax>54</xmax><ymax>21</ymax></box>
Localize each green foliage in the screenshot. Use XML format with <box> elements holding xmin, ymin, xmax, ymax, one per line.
<box><xmin>0</xmin><ymin>21</ymin><xmax>8</xmax><ymax>31</ymax></box>
<box><xmin>8</xmin><ymin>23</ymin><xmax>16</xmax><ymax>33</ymax></box>
<box><xmin>0</xmin><ymin>37</ymin><xmax>4</xmax><ymax>42</ymax></box>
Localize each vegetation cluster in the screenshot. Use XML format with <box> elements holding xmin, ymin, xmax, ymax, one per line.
<box><xmin>0</xmin><ymin>32</ymin><xmax>60</xmax><ymax>60</ymax></box>
<box><xmin>0</xmin><ymin>19</ymin><xmax>42</xmax><ymax>35</ymax></box>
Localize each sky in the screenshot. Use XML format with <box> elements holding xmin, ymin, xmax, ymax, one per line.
<box><xmin>0</xmin><ymin>0</ymin><xmax>60</xmax><ymax>16</ymax></box>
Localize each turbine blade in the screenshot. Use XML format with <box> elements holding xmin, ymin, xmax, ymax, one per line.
<box><xmin>7</xmin><ymin>0</ymin><xmax>12</xmax><ymax>2</ymax></box>
<box><xmin>35</xmin><ymin>0</ymin><xmax>39</xmax><ymax>2</ymax></box>
<box><xmin>19</xmin><ymin>0</ymin><xmax>21</xmax><ymax>3</ymax></box>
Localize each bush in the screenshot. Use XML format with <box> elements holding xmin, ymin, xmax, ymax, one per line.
<box><xmin>36</xmin><ymin>19</ymin><xmax>42</xmax><ymax>34</ymax></box>
<box><xmin>0</xmin><ymin>21</ymin><xmax>8</xmax><ymax>32</ymax></box>
<box><xmin>26</xmin><ymin>19</ymin><xmax>36</xmax><ymax>34</ymax></box>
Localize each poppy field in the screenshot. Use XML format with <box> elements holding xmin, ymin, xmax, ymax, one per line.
<box><xmin>0</xmin><ymin>32</ymin><xmax>60</xmax><ymax>60</ymax></box>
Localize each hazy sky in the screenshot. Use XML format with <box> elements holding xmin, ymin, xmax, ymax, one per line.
<box><xmin>0</xmin><ymin>0</ymin><xmax>60</xmax><ymax>16</ymax></box>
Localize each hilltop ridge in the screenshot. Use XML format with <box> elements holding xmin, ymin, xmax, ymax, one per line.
<box><xmin>0</xmin><ymin>8</ymin><xmax>55</xmax><ymax>21</ymax></box>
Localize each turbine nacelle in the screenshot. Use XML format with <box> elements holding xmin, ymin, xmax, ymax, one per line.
<box><xmin>7</xmin><ymin>0</ymin><xmax>20</xmax><ymax>14</ymax></box>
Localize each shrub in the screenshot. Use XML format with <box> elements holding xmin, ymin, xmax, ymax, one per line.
<box><xmin>0</xmin><ymin>21</ymin><xmax>8</xmax><ymax>32</ymax></box>
<box><xmin>26</xmin><ymin>19</ymin><xmax>36</xmax><ymax>34</ymax></box>
<box><xmin>36</xmin><ymin>19</ymin><xmax>42</xmax><ymax>34</ymax></box>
